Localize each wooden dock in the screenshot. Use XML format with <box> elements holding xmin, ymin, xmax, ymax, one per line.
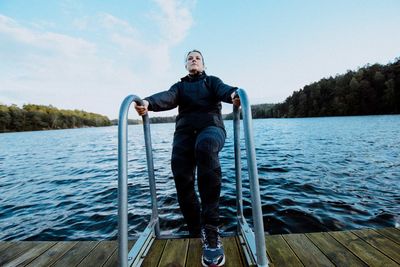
<box><xmin>0</xmin><ymin>227</ymin><xmax>399</xmax><ymax>266</ymax></box>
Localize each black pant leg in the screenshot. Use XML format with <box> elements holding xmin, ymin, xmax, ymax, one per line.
<box><xmin>171</xmin><ymin>131</ymin><xmax>201</xmax><ymax>236</ymax></box>
<box><xmin>195</xmin><ymin>126</ymin><xmax>226</xmax><ymax>227</ymax></box>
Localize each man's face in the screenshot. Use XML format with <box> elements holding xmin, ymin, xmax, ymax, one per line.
<box><xmin>186</xmin><ymin>51</ymin><xmax>204</xmax><ymax>74</ymax></box>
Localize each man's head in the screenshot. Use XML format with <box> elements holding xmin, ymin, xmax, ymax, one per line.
<box><xmin>185</xmin><ymin>50</ymin><xmax>205</xmax><ymax>74</ymax></box>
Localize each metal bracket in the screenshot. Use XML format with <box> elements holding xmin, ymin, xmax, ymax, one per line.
<box><xmin>127</xmin><ymin>219</ymin><xmax>157</xmax><ymax>266</ymax></box>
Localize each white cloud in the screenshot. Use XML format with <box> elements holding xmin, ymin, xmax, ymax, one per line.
<box><xmin>0</xmin><ymin>14</ymin><xmax>135</xmax><ymax>117</ymax></box>
<box><xmin>95</xmin><ymin>13</ymin><xmax>172</xmax><ymax>81</ymax></box>
<box><xmin>0</xmin><ymin>0</ymin><xmax>196</xmax><ymax>118</ymax></box>
<box><xmin>152</xmin><ymin>0</ymin><xmax>195</xmax><ymax>45</ymax></box>
<box><xmin>0</xmin><ymin>15</ymin><xmax>38</xmax><ymax>44</ymax></box>
<box><xmin>72</xmin><ymin>16</ymin><xmax>89</xmax><ymax>31</ymax></box>
<box><xmin>100</xmin><ymin>13</ymin><xmax>136</xmax><ymax>33</ymax></box>
<box><xmin>0</xmin><ymin>15</ymin><xmax>95</xmax><ymax>56</ymax></box>
<box><xmin>95</xmin><ymin>0</ymin><xmax>196</xmax><ymax>85</ymax></box>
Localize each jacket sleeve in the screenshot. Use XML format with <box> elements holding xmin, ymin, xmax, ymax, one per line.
<box><xmin>144</xmin><ymin>82</ymin><xmax>179</xmax><ymax>111</ymax></box>
<box><xmin>208</xmin><ymin>76</ymin><xmax>237</xmax><ymax>104</ymax></box>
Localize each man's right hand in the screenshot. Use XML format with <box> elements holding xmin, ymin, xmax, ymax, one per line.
<box><xmin>134</xmin><ymin>100</ymin><xmax>149</xmax><ymax>116</ymax></box>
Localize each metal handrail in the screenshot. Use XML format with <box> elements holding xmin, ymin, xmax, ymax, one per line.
<box><xmin>118</xmin><ymin>95</ymin><xmax>159</xmax><ymax>267</ymax></box>
<box><xmin>118</xmin><ymin>89</ymin><xmax>268</xmax><ymax>266</ymax></box>
<box><xmin>233</xmin><ymin>88</ymin><xmax>269</xmax><ymax>266</ymax></box>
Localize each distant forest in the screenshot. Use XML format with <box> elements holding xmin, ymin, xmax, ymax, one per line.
<box><xmin>0</xmin><ymin>104</ymin><xmax>111</xmax><ymax>132</ymax></box>
<box><xmin>224</xmin><ymin>103</ymin><xmax>275</xmax><ymax>120</ymax></box>
<box><xmin>269</xmin><ymin>58</ymin><xmax>400</xmax><ymax>118</ymax></box>
<box><xmin>110</xmin><ymin>116</ymin><xmax>176</xmax><ymax>125</ymax></box>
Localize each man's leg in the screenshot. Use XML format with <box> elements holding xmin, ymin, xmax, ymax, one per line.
<box><xmin>171</xmin><ymin>131</ymin><xmax>201</xmax><ymax>236</ymax></box>
<box><xmin>195</xmin><ymin>126</ymin><xmax>226</xmax><ymax>226</ymax></box>
<box><xmin>195</xmin><ymin>126</ymin><xmax>226</xmax><ymax>266</ymax></box>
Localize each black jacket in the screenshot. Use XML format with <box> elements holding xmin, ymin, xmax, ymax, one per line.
<box><xmin>144</xmin><ymin>72</ymin><xmax>237</xmax><ymax>132</ymax></box>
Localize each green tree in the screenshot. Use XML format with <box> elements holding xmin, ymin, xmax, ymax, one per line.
<box><xmin>271</xmin><ymin>57</ymin><xmax>399</xmax><ymax>118</ymax></box>
<box><xmin>8</xmin><ymin>105</ymin><xmax>25</xmax><ymax>131</ymax></box>
<box><xmin>0</xmin><ymin>105</ymin><xmax>11</xmax><ymax>132</ymax></box>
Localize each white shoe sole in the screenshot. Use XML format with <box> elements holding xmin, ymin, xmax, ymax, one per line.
<box><xmin>201</xmin><ymin>255</ymin><xmax>225</xmax><ymax>267</ymax></box>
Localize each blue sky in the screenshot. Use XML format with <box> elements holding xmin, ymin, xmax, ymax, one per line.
<box><xmin>1</xmin><ymin>0</ymin><xmax>399</xmax><ymax>119</ymax></box>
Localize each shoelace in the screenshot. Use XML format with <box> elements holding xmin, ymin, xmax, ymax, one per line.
<box><xmin>202</xmin><ymin>226</ymin><xmax>221</xmax><ymax>248</ymax></box>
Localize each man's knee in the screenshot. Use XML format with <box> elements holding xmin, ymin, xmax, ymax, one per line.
<box><xmin>195</xmin><ymin>127</ymin><xmax>225</xmax><ymax>155</ymax></box>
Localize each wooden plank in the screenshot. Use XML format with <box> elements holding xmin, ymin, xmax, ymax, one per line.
<box><xmin>222</xmin><ymin>236</ymin><xmax>245</xmax><ymax>267</ymax></box>
<box><xmin>352</xmin><ymin>229</ymin><xmax>400</xmax><ymax>264</ymax></box>
<box><xmin>265</xmin><ymin>235</ymin><xmax>303</xmax><ymax>267</ymax></box>
<box><xmin>0</xmin><ymin>241</ymin><xmax>41</xmax><ymax>266</ymax></box>
<box><xmin>185</xmin><ymin>238</ymin><xmax>202</xmax><ymax>267</ymax></box>
<box><xmin>306</xmin><ymin>232</ymin><xmax>367</xmax><ymax>267</ymax></box>
<box><xmin>77</xmin><ymin>241</ymin><xmax>116</xmax><ymax>267</ymax></box>
<box><xmin>1</xmin><ymin>228</ymin><xmax>397</xmax><ymax>267</ymax></box>
<box><xmin>141</xmin><ymin>239</ymin><xmax>167</xmax><ymax>267</ymax></box>
<box><xmin>157</xmin><ymin>238</ymin><xmax>189</xmax><ymax>267</ymax></box>
<box><xmin>52</xmin><ymin>241</ymin><xmax>99</xmax><ymax>267</ymax></box>
<box><xmin>330</xmin><ymin>230</ymin><xmax>398</xmax><ymax>266</ymax></box>
<box><xmin>3</xmin><ymin>241</ymin><xmax>56</xmax><ymax>267</ymax></box>
<box><xmin>283</xmin><ymin>233</ymin><xmax>334</xmax><ymax>267</ymax></box>
<box><xmin>0</xmin><ymin>241</ymin><xmax>16</xmax><ymax>252</ymax></box>
<box><xmin>25</xmin><ymin>241</ymin><xmax>78</xmax><ymax>267</ymax></box>
<box><xmin>376</xmin><ymin>228</ymin><xmax>400</xmax><ymax>245</ymax></box>
<box><xmin>102</xmin><ymin>250</ymin><xmax>118</xmax><ymax>267</ymax></box>
<box><xmin>103</xmin><ymin>240</ymin><xmax>136</xmax><ymax>267</ymax></box>
<box><xmin>234</xmin><ymin>236</ymin><xmax>248</xmax><ymax>266</ymax></box>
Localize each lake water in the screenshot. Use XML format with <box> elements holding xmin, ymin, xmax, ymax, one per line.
<box><xmin>0</xmin><ymin>115</ymin><xmax>399</xmax><ymax>241</ymax></box>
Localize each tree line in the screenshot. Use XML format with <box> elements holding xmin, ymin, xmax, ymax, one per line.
<box><xmin>0</xmin><ymin>104</ymin><xmax>111</xmax><ymax>132</ymax></box>
<box><xmin>269</xmin><ymin>58</ymin><xmax>400</xmax><ymax>118</ymax></box>
<box><xmin>224</xmin><ymin>103</ymin><xmax>275</xmax><ymax>120</ymax></box>
<box><xmin>111</xmin><ymin>115</ymin><xmax>176</xmax><ymax>125</ymax></box>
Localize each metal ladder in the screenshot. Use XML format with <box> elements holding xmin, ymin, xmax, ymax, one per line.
<box><xmin>118</xmin><ymin>88</ymin><xmax>269</xmax><ymax>266</ymax></box>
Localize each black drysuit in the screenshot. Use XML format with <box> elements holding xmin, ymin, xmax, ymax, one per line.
<box><xmin>145</xmin><ymin>72</ymin><xmax>236</xmax><ymax>235</ymax></box>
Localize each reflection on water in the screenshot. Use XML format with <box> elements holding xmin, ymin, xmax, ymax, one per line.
<box><xmin>0</xmin><ymin>115</ymin><xmax>399</xmax><ymax>240</ymax></box>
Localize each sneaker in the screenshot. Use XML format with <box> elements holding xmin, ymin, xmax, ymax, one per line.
<box><xmin>201</xmin><ymin>225</ymin><xmax>225</xmax><ymax>267</ymax></box>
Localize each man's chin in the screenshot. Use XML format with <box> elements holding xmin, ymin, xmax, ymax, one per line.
<box><xmin>189</xmin><ymin>69</ymin><xmax>202</xmax><ymax>75</ymax></box>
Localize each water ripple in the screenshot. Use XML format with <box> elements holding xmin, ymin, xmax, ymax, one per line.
<box><xmin>0</xmin><ymin>115</ymin><xmax>399</xmax><ymax>240</ymax></box>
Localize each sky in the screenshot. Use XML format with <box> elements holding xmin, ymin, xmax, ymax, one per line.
<box><xmin>1</xmin><ymin>0</ymin><xmax>399</xmax><ymax>119</ymax></box>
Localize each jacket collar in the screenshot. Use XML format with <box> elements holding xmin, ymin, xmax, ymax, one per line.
<box><xmin>181</xmin><ymin>71</ymin><xmax>207</xmax><ymax>82</ymax></box>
